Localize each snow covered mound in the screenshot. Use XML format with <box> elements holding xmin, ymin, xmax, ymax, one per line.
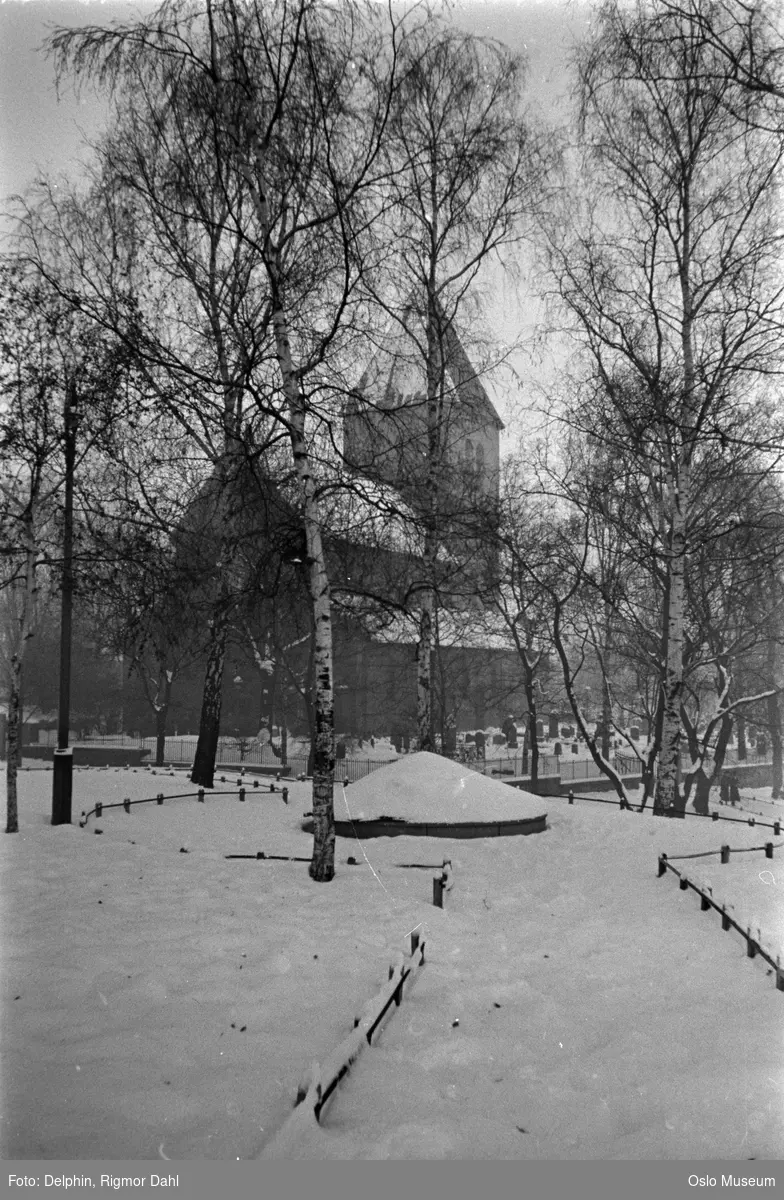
<box><xmin>340</xmin><ymin>752</ymin><xmax>546</xmax><ymax>824</ymax></box>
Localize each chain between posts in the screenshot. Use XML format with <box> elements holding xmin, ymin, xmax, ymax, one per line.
<box><xmin>558</xmin><ymin>788</ymin><xmax>781</xmax><ymax>832</ymax></box>
<box><xmin>657</xmin><ymin>853</ymin><xmax>784</xmax><ymax>991</ymax></box>
<box><xmin>79</xmin><ymin>782</ymin><xmax>287</xmax><ymax>827</ymax></box>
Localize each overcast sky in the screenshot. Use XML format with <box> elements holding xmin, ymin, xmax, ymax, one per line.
<box><xmin>0</xmin><ymin>0</ymin><xmax>590</xmax><ymax>432</ymax></box>
<box><xmin>0</xmin><ymin>0</ymin><xmax>588</xmax><ymax>208</ymax></box>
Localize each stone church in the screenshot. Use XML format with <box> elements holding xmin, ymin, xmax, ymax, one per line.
<box><xmin>150</xmin><ymin>303</ymin><xmax>529</xmax><ymax>746</ymax></box>
<box><xmin>331</xmin><ymin>303</ymin><xmax>527</xmax><ymax>742</ymax></box>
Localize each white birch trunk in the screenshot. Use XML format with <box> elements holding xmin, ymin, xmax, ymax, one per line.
<box><xmin>6</xmin><ymin>657</ymin><xmax>22</xmax><ymax>835</ymax></box>
<box><xmin>655</xmin><ymin>182</ymin><xmax>694</xmax><ymax>816</ymax></box>
<box><xmin>6</xmin><ymin>530</ymin><xmax>38</xmax><ymax>834</ymax></box>
<box><xmin>416</xmin><ymin>583</ymin><xmax>434</xmax><ymax>752</ymax></box>
<box><xmin>417</xmin><ymin>274</ymin><xmax>444</xmax><ymax>754</ymax></box>
<box><xmin>654</xmin><ymin>478</ymin><xmax>687</xmax><ymax>814</ymax></box>
<box><xmin>216</xmin><ymin>7</ymin><xmax>337</xmax><ymax>878</ymax></box>
<box><xmin>766</xmin><ymin>586</ymin><xmax>783</xmax><ymax>798</ymax></box>
<box><xmin>272</xmin><ymin>310</ymin><xmax>335</xmax><ymax>879</ymax></box>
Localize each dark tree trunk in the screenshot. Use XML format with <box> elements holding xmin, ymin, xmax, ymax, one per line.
<box><xmin>434</xmin><ymin>635</ymin><xmax>448</xmax><ymax>754</ymax></box>
<box><xmin>736</xmin><ymin>713</ymin><xmax>747</xmax><ymax>761</ymax></box>
<box><xmin>154</xmin><ymin>675</ymin><xmax>172</xmax><ymax>767</ymax></box>
<box><xmin>416</xmin><ymin>597</ymin><xmax>435</xmax><ymax>752</ymax></box>
<box><xmin>523</xmin><ymin>673</ymin><xmax>539</xmax><ymax>784</ymax></box>
<box><xmin>705</xmin><ymin>710</ymin><xmax>733</xmax><ymax>808</ymax></box>
<box><xmin>6</xmin><ymin>667</ymin><xmax>20</xmax><ymax>833</ymax></box>
<box><xmin>600</xmin><ymin>662</ymin><xmax>612</xmax><ymax>761</ymax></box>
<box><xmin>680</xmin><ymin>704</ymin><xmax>702</xmax><ymax>809</ymax></box>
<box><xmin>529</xmin><ymin>707</ymin><xmax>539</xmax><ymax>784</ymax></box>
<box><xmin>191</xmin><ymin>614</ymin><xmax>228</xmax><ymax>788</ymax></box>
<box><xmin>768</xmin><ymin>692</ymin><xmax>782</xmax><ymax>799</ymax></box>
<box><xmin>681</xmin><ymin>704</ymin><xmax>700</xmax><ymax>768</ymax></box>
<box><xmin>16</xmin><ymin>673</ymin><xmax>24</xmax><ymax>769</ymax></box>
<box><xmin>552</xmin><ymin>596</ymin><xmax>632</xmax><ymax>808</ymax></box>
<box><xmin>639</xmin><ymin>688</ymin><xmax>665</xmax><ymax>812</ymax></box>
<box><xmin>155</xmin><ymin>710</ymin><xmax>167</xmax><ymax>768</ymax></box>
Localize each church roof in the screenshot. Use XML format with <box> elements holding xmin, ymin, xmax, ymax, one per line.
<box><xmin>354</xmin><ymin>300</ymin><xmax>504</xmax><ymax>432</ymax></box>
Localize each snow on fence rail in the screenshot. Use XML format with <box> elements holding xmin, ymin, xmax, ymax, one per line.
<box><xmin>258</xmin><ymin>932</ymin><xmax>427</xmax><ymax>1158</ymax></box>
<box><xmin>652</xmin><ymin>808</ymin><xmax>782</xmax><ymax>832</ymax></box>
<box><xmin>560</xmin><ymin>790</ymin><xmax>783</xmax><ymax>830</ymax></box>
<box><xmin>657</xmin><ymin>849</ymin><xmax>784</xmax><ymax>991</ymax></box>
<box><xmin>78</xmin><ymin>780</ymin><xmax>289</xmax><ymax>827</ymax></box>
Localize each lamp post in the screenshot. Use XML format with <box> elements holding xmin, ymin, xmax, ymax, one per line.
<box><xmin>52</xmin><ymin>378</ymin><xmax>78</xmax><ymax>825</ymax></box>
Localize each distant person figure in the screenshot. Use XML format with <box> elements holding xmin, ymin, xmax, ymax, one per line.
<box><xmin>729</xmin><ymin>777</ymin><xmax>741</xmax><ymax>807</ymax></box>
<box><xmin>474</xmin><ymin>729</ymin><xmax>486</xmax><ymax>760</ymax></box>
<box><xmin>459</xmin><ymin>739</ymin><xmax>476</xmax><ymax>765</ymax></box>
<box><xmin>502</xmin><ymin>715</ymin><xmax>517</xmax><ymax>748</ymax></box>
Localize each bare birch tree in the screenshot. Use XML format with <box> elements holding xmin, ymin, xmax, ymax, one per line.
<box><xmin>477</xmin><ymin>457</ymin><xmax>558</xmax><ymax>786</ymax></box>
<box><xmin>355</xmin><ymin>23</ymin><xmax>541</xmax><ymax>751</ymax></box>
<box><xmin>548</xmin><ymin>0</ymin><xmax>784</xmax><ymax>814</ymax></box>
<box><xmin>47</xmin><ymin>0</ymin><xmax>422</xmax><ymax>879</ymax></box>
<box><xmin>0</xmin><ymin>257</ymin><xmax>128</xmax><ymax>829</ymax></box>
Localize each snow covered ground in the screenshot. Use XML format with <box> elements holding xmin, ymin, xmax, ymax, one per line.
<box><xmin>1</xmin><ymin>760</ymin><xmax>782</xmax><ymax>1160</ymax></box>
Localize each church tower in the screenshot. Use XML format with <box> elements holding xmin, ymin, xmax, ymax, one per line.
<box><xmin>344</xmin><ymin>302</ymin><xmax>504</xmax><ymax>514</ymax></box>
